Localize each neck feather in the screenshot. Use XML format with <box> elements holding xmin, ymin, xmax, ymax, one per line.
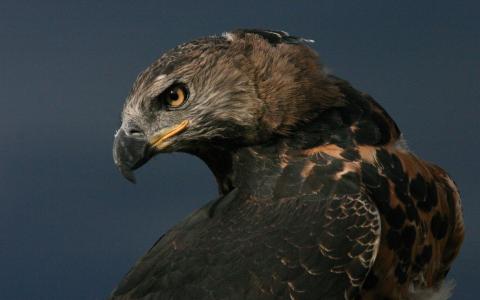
<box><xmin>191</xmin><ymin>77</ymin><xmax>401</xmax><ymax>196</ymax></box>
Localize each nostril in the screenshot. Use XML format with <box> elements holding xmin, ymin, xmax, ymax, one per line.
<box><xmin>125</xmin><ymin>126</ymin><xmax>144</xmax><ymax>137</ymax></box>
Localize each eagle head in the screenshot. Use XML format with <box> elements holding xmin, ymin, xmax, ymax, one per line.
<box><xmin>113</xmin><ymin>29</ymin><xmax>344</xmax><ymax>182</ymax></box>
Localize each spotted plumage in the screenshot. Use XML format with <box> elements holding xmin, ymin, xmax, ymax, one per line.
<box><xmin>112</xmin><ymin>29</ymin><xmax>464</xmax><ymax>299</ymax></box>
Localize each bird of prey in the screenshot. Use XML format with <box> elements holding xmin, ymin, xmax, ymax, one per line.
<box><xmin>112</xmin><ymin>29</ymin><xmax>464</xmax><ymax>300</ymax></box>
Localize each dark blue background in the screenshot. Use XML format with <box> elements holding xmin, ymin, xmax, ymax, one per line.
<box><xmin>1</xmin><ymin>1</ymin><xmax>478</xmax><ymax>299</ymax></box>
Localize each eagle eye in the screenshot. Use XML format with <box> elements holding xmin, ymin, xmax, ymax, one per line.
<box><xmin>162</xmin><ymin>84</ymin><xmax>189</xmax><ymax>109</ymax></box>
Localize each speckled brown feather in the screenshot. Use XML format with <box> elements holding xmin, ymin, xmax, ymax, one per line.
<box><xmin>299</xmin><ymin>77</ymin><xmax>464</xmax><ymax>299</ymax></box>
<box><xmin>304</xmin><ymin>143</ymin><xmax>464</xmax><ymax>299</ymax></box>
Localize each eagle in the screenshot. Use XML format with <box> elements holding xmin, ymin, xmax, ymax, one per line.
<box><xmin>112</xmin><ymin>29</ymin><xmax>464</xmax><ymax>300</ymax></box>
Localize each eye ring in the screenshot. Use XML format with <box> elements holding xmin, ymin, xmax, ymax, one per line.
<box><xmin>163</xmin><ymin>84</ymin><xmax>189</xmax><ymax>110</ymax></box>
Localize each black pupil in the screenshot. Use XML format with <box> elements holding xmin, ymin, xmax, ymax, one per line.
<box><xmin>169</xmin><ymin>89</ymin><xmax>179</xmax><ymax>101</ymax></box>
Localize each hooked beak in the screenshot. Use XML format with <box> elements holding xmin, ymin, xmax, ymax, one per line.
<box><xmin>112</xmin><ymin>120</ymin><xmax>189</xmax><ymax>183</ymax></box>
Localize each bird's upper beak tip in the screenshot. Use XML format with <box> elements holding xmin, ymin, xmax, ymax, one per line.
<box><xmin>120</xmin><ymin>167</ymin><xmax>137</xmax><ymax>184</ymax></box>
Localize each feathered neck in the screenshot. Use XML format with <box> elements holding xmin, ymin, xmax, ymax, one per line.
<box><xmin>191</xmin><ymin>76</ymin><xmax>401</xmax><ymax>196</ymax></box>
